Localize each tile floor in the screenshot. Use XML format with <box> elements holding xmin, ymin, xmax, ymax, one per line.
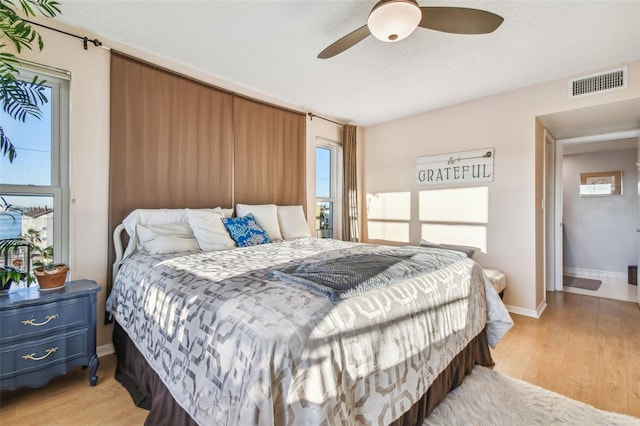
<box><xmin>563</xmin><ymin>272</ymin><xmax>638</xmax><ymax>303</ymax></box>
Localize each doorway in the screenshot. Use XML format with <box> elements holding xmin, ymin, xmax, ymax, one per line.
<box><xmin>557</xmin><ymin>132</ymin><xmax>639</xmax><ymax>303</ymax></box>
<box><xmin>539</xmin><ymin>98</ymin><xmax>640</xmax><ymax>304</ymax></box>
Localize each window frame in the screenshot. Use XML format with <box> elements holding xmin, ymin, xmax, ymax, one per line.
<box><xmin>0</xmin><ymin>66</ymin><xmax>70</xmax><ymax>266</ymax></box>
<box><xmin>315</xmin><ymin>137</ymin><xmax>343</xmax><ymax>239</ymax></box>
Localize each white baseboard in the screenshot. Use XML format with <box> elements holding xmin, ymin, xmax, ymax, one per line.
<box><xmin>536</xmin><ymin>300</ymin><xmax>547</xmax><ymax>317</ymax></box>
<box><xmin>505</xmin><ymin>304</ymin><xmax>539</xmax><ymax>318</ymax></box>
<box><xmin>505</xmin><ymin>299</ymin><xmax>548</xmax><ymax>319</ymax></box>
<box><xmin>97</xmin><ymin>343</ymin><xmax>115</xmax><ymax>358</ymax></box>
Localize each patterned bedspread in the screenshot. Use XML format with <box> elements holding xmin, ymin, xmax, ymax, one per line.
<box><xmin>107</xmin><ymin>238</ymin><xmax>512</xmax><ymax>425</ymax></box>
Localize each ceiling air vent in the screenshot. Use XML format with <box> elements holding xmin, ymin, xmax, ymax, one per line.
<box><xmin>569</xmin><ymin>67</ymin><xmax>627</xmax><ymax>98</ymax></box>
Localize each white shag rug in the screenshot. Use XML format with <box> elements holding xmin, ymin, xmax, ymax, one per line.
<box><xmin>425</xmin><ymin>366</ymin><xmax>640</xmax><ymax>426</ymax></box>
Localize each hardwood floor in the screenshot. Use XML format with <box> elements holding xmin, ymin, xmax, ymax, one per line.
<box><xmin>492</xmin><ymin>291</ymin><xmax>640</xmax><ymax>418</ymax></box>
<box><xmin>1</xmin><ymin>291</ymin><xmax>638</xmax><ymax>423</ymax></box>
<box><xmin>0</xmin><ymin>354</ymin><xmax>148</xmax><ymax>425</ymax></box>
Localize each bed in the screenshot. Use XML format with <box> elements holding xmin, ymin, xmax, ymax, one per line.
<box><xmin>107</xmin><ymin>207</ymin><xmax>512</xmax><ymax>425</ymax></box>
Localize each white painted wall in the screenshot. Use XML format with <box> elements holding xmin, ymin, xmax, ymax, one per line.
<box><xmin>562</xmin><ymin>148</ymin><xmax>638</xmax><ymax>273</ymax></box>
<box><xmin>363</xmin><ymin>60</ymin><xmax>640</xmax><ymax>314</ymax></box>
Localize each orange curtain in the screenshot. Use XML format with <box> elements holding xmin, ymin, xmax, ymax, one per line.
<box><xmin>233</xmin><ymin>96</ymin><xmax>305</xmax><ymax>206</ymax></box>
<box><xmin>109</xmin><ymin>53</ymin><xmax>235</xmax><ymax>215</ymax></box>
<box><xmin>108</xmin><ymin>53</ymin><xmax>305</xmax><ymax>291</ymax></box>
<box><xmin>342</xmin><ymin>124</ymin><xmax>359</xmax><ymax>242</ymax></box>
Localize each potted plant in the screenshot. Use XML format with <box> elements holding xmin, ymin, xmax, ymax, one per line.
<box><xmin>0</xmin><ymin>232</ymin><xmax>68</xmax><ymax>291</ymax></box>
<box><xmin>32</xmin><ymin>244</ymin><xmax>69</xmax><ymax>290</ymax></box>
<box><xmin>0</xmin><ymin>266</ymin><xmax>35</xmax><ymax>293</ymax></box>
<box><xmin>0</xmin><ymin>237</ymin><xmax>37</xmax><ymax>292</ymax></box>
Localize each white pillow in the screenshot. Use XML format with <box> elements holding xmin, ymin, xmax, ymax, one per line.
<box><xmin>277</xmin><ymin>205</ymin><xmax>311</xmax><ymax>240</ymax></box>
<box><xmin>136</xmin><ymin>223</ymin><xmax>201</xmax><ymax>254</ymax></box>
<box><xmin>220</xmin><ymin>208</ymin><xmax>234</xmax><ymax>218</ymax></box>
<box><xmin>235</xmin><ymin>204</ymin><xmax>283</xmax><ymax>241</ymax></box>
<box><xmin>121</xmin><ymin>207</ymin><xmax>230</xmax><ymax>259</ymax></box>
<box><xmin>122</xmin><ymin>209</ymin><xmax>187</xmax><ymax>259</ymax></box>
<box><xmin>186</xmin><ymin>209</ymin><xmax>236</xmax><ymax>251</ymax></box>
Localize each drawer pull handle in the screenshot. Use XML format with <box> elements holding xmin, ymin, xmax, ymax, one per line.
<box><xmin>22</xmin><ymin>347</ymin><xmax>59</xmax><ymax>361</ymax></box>
<box><xmin>22</xmin><ymin>314</ymin><xmax>59</xmax><ymax>326</ymax></box>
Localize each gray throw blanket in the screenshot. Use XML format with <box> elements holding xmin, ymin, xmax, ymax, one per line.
<box><xmin>268</xmin><ymin>246</ymin><xmax>466</xmax><ymax>301</ymax></box>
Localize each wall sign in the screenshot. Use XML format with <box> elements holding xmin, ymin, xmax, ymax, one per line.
<box><xmin>416</xmin><ymin>148</ymin><xmax>494</xmax><ymax>185</ymax></box>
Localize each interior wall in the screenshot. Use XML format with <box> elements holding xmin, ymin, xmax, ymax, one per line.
<box><xmin>363</xmin><ymin>60</ymin><xmax>640</xmax><ymax>314</ymax></box>
<box><xmin>562</xmin><ymin>148</ymin><xmax>638</xmax><ymax>273</ymax></box>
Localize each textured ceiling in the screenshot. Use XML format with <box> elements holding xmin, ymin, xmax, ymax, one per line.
<box><xmin>54</xmin><ymin>1</ymin><xmax>640</xmax><ymax>126</ymax></box>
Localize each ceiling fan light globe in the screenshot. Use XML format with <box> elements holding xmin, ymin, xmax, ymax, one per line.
<box><xmin>367</xmin><ymin>0</ymin><xmax>422</xmax><ymax>43</ymax></box>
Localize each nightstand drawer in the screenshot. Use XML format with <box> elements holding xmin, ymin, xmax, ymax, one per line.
<box><xmin>0</xmin><ymin>297</ymin><xmax>89</xmax><ymax>343</ymax></box>
<box><xmin>0</xmin><ymin>329</ymin><xmax>88</xmax><ymax>380</ymax></box>
<box><xmin>0</xmin><ymin>280</ymin><xmax>101</xmax><ymax>390</ymax></box>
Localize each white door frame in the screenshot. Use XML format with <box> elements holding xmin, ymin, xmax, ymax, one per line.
<box><xmin>543</xmin><ymin>130</ymin><xmax>558</xmax><ymax>291</ymax></box>
<box><xmin>551</xmin><ymin>129</ymin><xmax>640</xmax><ymax>294</ymax></box>
<box><xmin>553</xmin><ymin>137</ymin><xmax>564</xmax><ymax>291</ymax></box>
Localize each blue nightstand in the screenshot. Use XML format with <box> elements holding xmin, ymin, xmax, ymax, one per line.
<box><xmin>0</xmin><ymin>280</ymin><xmax>101</xmax><ymax>390</ymax></box>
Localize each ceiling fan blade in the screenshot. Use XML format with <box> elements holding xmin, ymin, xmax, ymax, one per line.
<box><xmin>419</xmin><ymin>7</ymin><xmax>503</xmax><ymax>34</ymax></box>
<box><xmin>318</xmin><ymin>25</ymin><xmax>371</xmax><ymax>59</ymax></box>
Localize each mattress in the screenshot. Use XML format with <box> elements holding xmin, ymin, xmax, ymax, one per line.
<box><xmin>107</xmin><ymin>238</ymin><xmax>512</xmax><ymax>425</ymax></box>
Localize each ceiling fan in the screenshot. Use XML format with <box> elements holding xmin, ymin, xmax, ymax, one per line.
<box><xmin>318</xmin><ymin>0</ymin><xmax>503</xmax><ymax>59</ymax></box>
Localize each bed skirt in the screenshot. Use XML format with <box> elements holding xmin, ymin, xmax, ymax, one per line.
<box><xmin>388</xmin><ymin>328</ymin><xmax>494</xmax><ymax>425</ymax></box>
<box><xmin>113</xmin><ymin>322</ymin><xmax>493</xmax><ymax>425</ymax></box>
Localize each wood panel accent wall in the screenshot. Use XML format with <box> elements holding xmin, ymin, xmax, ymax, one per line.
<box><xmin>108</xmin><ymin>53</ymin><xmax>305</xmax><ymax>287</ymax></box>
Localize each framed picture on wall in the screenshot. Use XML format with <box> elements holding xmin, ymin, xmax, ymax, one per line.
<box><xmin>579</xmin><ymin>170</ymin><xmax>622</xmax><ymax>196</ymax></box>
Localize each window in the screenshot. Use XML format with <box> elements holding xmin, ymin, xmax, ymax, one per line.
<box><xmin>0</xmin><ymin>67</ymin><xmax>70</xmax><ymax>281</ymax></box>
<box><xmin>315</xmin><ymin>138</ymin><xmax>342</xmax><ymax>239</ymax></box>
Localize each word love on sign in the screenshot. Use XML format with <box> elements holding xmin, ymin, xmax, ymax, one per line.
<box><xmin>416</xmin><ymin>148</ymin><xmax>494</xmax><ymax>185</ymax></box>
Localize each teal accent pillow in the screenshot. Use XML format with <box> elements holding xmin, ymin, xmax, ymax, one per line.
<box><xmin>222</xmin><ymin>214</ymin><xmax>272</xmax><ymax>247</ymax></box>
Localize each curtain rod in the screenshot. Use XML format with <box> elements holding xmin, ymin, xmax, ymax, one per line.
<box><xmin>307</xmin><ymin>112</ymin><xmax>344</xmax><ymax>126</ymax></box>
<box><xmin>25</xmin><ymin>19</ymin><xmax>103</xmax><ymax>50</ymax></box>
